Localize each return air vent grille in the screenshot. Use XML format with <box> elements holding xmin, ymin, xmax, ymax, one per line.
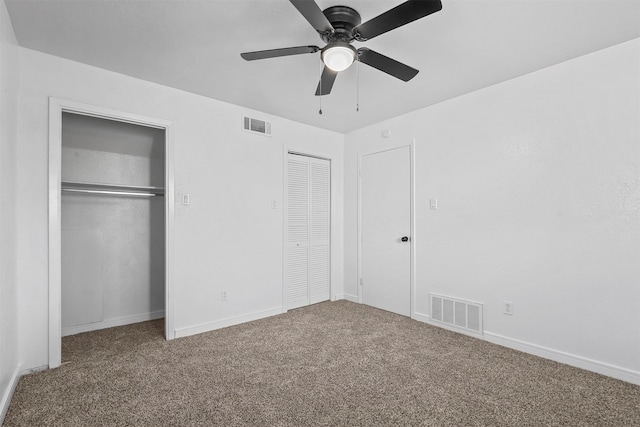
<box><xmin>242</xmin><ymin>116</ymin><xmax>272</xmax><ymax>136</ymax></box>
<box><xmin>430</xmin><ymin>293</ymin><xmax>483</xmax><ymax>335</ymax></box>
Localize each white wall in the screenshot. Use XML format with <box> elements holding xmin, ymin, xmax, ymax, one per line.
<box><xmin>344</xmin><ymin>39</ymin><xmax>640</xmax><ymax>383</ymax></box>
<box><xmin>0</xmin><ymin>0</ymin><xmax>19</xmax><ymax>420</ymax></box>
<box><xmin>16</xmin><ymin>47</ymin><xmax>343</xmax><ymax>370</ymax></box>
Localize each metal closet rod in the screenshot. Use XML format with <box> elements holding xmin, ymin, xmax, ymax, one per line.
<box><xmin>62</xmin><ymin>188</ymin><xmax>160</xmax><ymax>197</ymax></box>
<box><xmin>61</xmin><ymin>180</ymin><xmax>165</xmax><ymax>197</ymax></box>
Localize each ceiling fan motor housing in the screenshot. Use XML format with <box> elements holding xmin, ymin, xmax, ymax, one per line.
<box><xmin>320</xmin><ymin>6</ymin><xmax>361</xmax><ymax>43</ymax></box>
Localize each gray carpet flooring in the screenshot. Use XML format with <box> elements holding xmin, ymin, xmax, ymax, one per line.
<box><xmin>4</xmin><ymin>301</ymin><xmax>640</xmax><ymax>426</ymax></box>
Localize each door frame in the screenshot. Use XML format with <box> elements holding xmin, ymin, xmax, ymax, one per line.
<box><xmin>283</xmin><ymin>149</ymin><xmax>333</xmax><ymax>310</ymax></box>
<box><xmin>357</xmin><ymin>142</ymin><xmax>416</xmax><ymax>317</ymax></box>
<box><xmin>48</xmin><ymin>97</ymin><xmax>175</xmax><ymax>368</ymax></box>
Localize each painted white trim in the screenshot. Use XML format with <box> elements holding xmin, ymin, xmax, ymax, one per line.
<box><xmin>0</xmin><ymin>364</ymin><xmax>21</xmax><ymax>425</ymax></box>
<box><xmin>174</xmin><ymin>306</ymin><xmax>286</xmax><ymax>339</ymax></box>
<box><xmin>282</xmin><ymin>144</ymin><xmax>288</xmax><ymax>311</ymax></box>
<box><xmin>412</xmin><ymin>312</ymin><xmax>429</xmax><ymax>323</ymax></box>
<box><xmin>164</xmin><ymin>120</ymin><xmax>176</xmax><ymax>340</ymax></box>
<box><xmin>62</xmin><ymin>310</ymin><xmax>165</xmax><ymax>337</ymax></box>
<box><xmin>332</xmin><ymin>293</ymin><xmax>344</xmax><ymax>301</ymax></box>
<box><xmin>483</xmin><ymin>331</ymin><xmax>640</xmax><ymax>386</ymax></box>
<box><xmin>412</xmin><ymin>313</ymin><xmax>639</xmax><ymax>385</ymax></box>
<box><xmin>414</xmin><ymin>314</ymin><xmax>484</xmax><ymax>340</ymax></box>
<box><xmin>21</xmin><ymin>366</ymin><xmax>48</xmax><ymax>375</ymax></box>
<box><xmin>48</xmin><ymin>97</ymin><xmax>175</xmax><ymax>368</ymax></box>
<box><xmin>48</xmin><ymin>99</ymin><xmax>63</xmax><ymax>369</ymax></box>
<box><xmin>409</xmin><ymin>140</ymin><xmax>416</xmax><ymax>319</ymax></box>
<box><xmin>356</xmin><ymin>153</ymin><xmax>363</xmax><ymax>304</ymax></box>
<box><xmin>343</xmin><ymin>293</ymin><xmax>359</xmax><ymax>303</ymax></box>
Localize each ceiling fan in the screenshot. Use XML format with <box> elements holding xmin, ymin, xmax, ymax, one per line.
<box><xmin>240</xmin><ymin>0</ymin><xmax>443</xmax><ymax>96</ymax></box>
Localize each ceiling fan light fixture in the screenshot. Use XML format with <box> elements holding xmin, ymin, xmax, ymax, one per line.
<box><xmin>322</xmin><ymin>44</ymin><xmax>356</xmax><ymax>72</ymax></box>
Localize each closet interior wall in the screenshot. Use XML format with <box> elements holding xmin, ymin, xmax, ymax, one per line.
<box><xmin>61</xmin><ymin>112</ymin><xmax>165</xmax><ymax>336</ymax></box>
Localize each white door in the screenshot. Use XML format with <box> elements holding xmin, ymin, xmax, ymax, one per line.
<box><xmin>361</xmin><ymin>146</ymin><xmax>411</xmax><ymax>316</ymax></box>
<box><xmin>286</xmin><ymin>154</ymin><xmax>330</xmax><ymax>309</ymax></box>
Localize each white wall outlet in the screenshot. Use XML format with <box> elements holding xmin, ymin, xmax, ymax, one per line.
<box><xmin>503</xmin><ymin>301</ymin><xmax>513</xmax><ymax>316</ymax></box>
<box><xmin>271</xmin><ymin>200</ymin><xmax>277</xmax><ymax>209</ymax></box>
<box><xmin>182</xmin><ymin>193</ymin><xmax>190</xmax><ymax>205</ymax></box>
<box><xmin>221</xmin><ymin>290</ymin><xmax>228</xmax><ymax>302</ymax></box>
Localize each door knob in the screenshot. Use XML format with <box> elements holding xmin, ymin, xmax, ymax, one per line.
<box><xmin>401</xmin><ymin>236</ymin><xmax>409</xmax><ymax>242</ymax></box>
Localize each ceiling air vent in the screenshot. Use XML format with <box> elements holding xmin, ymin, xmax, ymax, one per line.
<box><xmin>242</xmin><ymin>116</ymin><xmax>272</xmax><ymax>137</ymax></box>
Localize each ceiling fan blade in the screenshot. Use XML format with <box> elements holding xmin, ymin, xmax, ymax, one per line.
<box><xmin>315</xmin><ymin>66</ymin><xmax>338</xmax><ymax>96</ymax></box>
<box><xmin>241</xmin><ymin>46</ymin><xmax>320</xmax><ymax>61</ymax></box>
<box><xmin>290</xmin><ymin>0</ymin><xmax>335</xmax><ymax>34</ymax></box>
<box><xmin>353</xmin><ymin>0</ymin><xmax>442</xmax><ymax>41</ymax></box>
<box><xmin>357</xmin><ymin>48</ymin><xmax>419</xmax><ymax>82</ymax></box>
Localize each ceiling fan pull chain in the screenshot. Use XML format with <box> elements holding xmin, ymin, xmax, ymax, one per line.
<box><xmin>319</xmin><ymin>60</ymin><xmax>323</xmax><ymax>115</ymax></box>
<box><xmin>356</xmin><ymin>54</ymin><xmax>360</xmax><ymax>112</ymax></box>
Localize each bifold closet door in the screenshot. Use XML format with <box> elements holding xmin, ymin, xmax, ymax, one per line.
<box><xmin>286</xmin><ymin>154</ymin><xmax>330</xmax><ymax>309</ymax></box>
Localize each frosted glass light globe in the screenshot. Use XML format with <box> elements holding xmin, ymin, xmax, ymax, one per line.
<box><xmin>322</xmin><ymin>45</ymin><xmax>355</xmax><ymax>72</ymax></box>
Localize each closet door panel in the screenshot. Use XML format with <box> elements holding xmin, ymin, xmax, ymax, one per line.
<box><xmin>310</xmin><ymin>159</ymin><xmax>330</xmax><ymax>244</ymax></box>
<box><xmin>309</xmin><ymin>158</ymin><xmax>330</xmax><ymax>303</ymax></box>
<box><xmin>61</xmin><ymin>228</ymin><xmax>104</xmax><ymax>328</ymax></box>
<box><xmin>309</xmin><ymin>245</ymin><xmax>330</xmax><ymax>304</ymax></box>
<box><xmin>286</xmin><ymin>246</ymin><xmax>309</xmax><ymax>309</ymax></box>
<box><xmin>286</xmin><ymin>155</ymin><xmax>310</xmax><ymax>308</ymax></box>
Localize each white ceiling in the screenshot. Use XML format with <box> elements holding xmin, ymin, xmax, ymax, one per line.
<box><xmin>6</xmin><ymin>0</ymin><xmax>640</xmax><ymax>133</ymax></box>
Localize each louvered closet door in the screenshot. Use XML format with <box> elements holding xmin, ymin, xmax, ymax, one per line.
<box><xmin>308</xmin><ymin>157</ymin><xmax>330</xmax><ymax>304</ymax></box>
<box><xmin>286</xmin><ymin>154</ymin><xmax>330</xmax><ymax>309</ymax></box>
<box><xmin>287</xmin><ymin>155</ymin><xmax>310</xmax><ymax>309</ymax></box>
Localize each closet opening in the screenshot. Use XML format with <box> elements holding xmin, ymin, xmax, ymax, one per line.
<box><xmin>48</xmin><ymin>99</ymin><xmax>174</xmax><ymax>369</ymax></box>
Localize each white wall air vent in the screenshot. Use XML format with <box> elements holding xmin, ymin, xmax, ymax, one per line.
<box><xmin>242</xmin><ymin>116</ymin><xmax>272</xmax><ymax>136</ymax></box>
<box><xmin>430</xmin><ymin>293</ymin><xmax>483</xmax><ymax>335</ymax></box>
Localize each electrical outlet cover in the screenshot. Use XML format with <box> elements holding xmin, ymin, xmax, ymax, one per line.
<box><xmin>503</xmin><ymin>301</ymin><xmax>513</xmax><ymax>315</ymax></box>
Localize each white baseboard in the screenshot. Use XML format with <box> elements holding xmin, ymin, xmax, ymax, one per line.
<box><xmin>0</xmin><ymin>363</ymin><xmax>21</xmax><ymax>425</ymax></box>
<box><xmin>174</xmin><ymin>306</ymin><xmax>285</xmax><ymax>339</ymax></box>
<box><xmin>21</xmin><ymin>365</ymin><xmax>48</xmax><ymax>375</ymax></box>
<box><xmin>483</xmin><ymin>331</ymin><xmax>640</xmax><ymax>385</ymax></box>
<box><xmin>343</xmin><ymin>293</ymin><xmax>358</xmax><ymax>303</ymax></box>
<box><xmin>332</xmin><ymin>293</ymin><xmax>344</xmax><ymax>301</ymax></box>
<box><xmin>62</xmin><ymin>310</ymin><xmax>165</xmax><ymax>337</ymax></box>
<box><xmin>412</xmin><ymin>313</ymin><xmax>640</xmax><ymax>385</ymax></box>
<box><xmin>412</xmin><ymin>312</ymin><xmax>429</xmax><ymax>323</ymax></box>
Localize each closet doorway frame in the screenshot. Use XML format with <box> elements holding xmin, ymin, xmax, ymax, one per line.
<box><xmin>48</xmin><ymin>98</ymin><xmax>175</xmax><ymax>369</ymax></box>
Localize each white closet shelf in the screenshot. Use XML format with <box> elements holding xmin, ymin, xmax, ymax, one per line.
<box><xmin>61</xmin><ymin>180</ymin><xmax>165</xmax><ymax>197</ymax></box>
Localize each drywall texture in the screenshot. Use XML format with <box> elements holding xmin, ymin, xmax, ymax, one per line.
<box><xmin>0</xmin><ymin>0</ymin><xmax>19</xmax><ymax>418</ymax></box>
<box><xmin>344</xmin><ymin>39</ymin><xmax>640</xmax><ymax>381</ymax></box>
<box><xmin>16</xmin><ymin>47</ymin><xmax>344</xmax><ymax>371</ymax></box>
